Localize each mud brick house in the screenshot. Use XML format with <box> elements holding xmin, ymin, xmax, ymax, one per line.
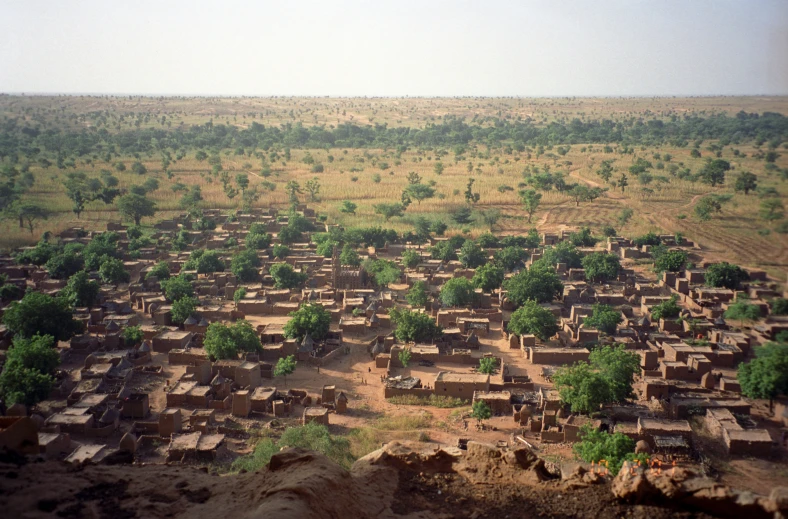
<box><xmin>251</xmin><ymin>387</ymin><xmax>277</xmax><ymax>412</ymax></box>
<box><xmin>528</xmin><ymin>347</ymin><xmax>590</xmax><ymax>365</ymax></box>
<box><xmin>303</xmin><ymin>407</ymin><xmax>330</xmax><ymax>425</ymax></box>
<box><xmin>167</xmin><ymin>432</ymin><xmax>226</xmax><ymax>463</ymax></box>
<box><xmin>121</xmin><ymin>393</ymin><xmax>150</xmax><ymax>419</ymax></box>
<box><xmin>434</xmin><ymin>372</ymin><xmax>490</xmax><ymax>400</ymax></box>
<box><xmin>472</xmin><ymin>391</ymin><xmax>512</xmax><ymax>415</ymax></box>
<box><xmin>152</xmin><ymin>330</ymin><xmax>193</xmax><ymax>353</ymax></box>
<box><xmin>704</xmin><ymin>408</ymin><xmax>772</xmax><ymax>457</ymax></box>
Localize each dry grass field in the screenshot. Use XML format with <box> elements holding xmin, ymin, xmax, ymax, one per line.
<box><xmin>1</xmin><ymin>95</ymin><xmax>787</xmax><ymax>274</ymax></box>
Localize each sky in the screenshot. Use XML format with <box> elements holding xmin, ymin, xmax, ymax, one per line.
<box><xmin>0</xmin><ymin>0</ymin><xmax>787</xmax><ymax>97</ymax></box>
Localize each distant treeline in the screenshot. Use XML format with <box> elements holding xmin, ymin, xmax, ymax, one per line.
<box><xmin>1</xmin><ymin>111</ymin><xmax>786</xmax><ymax>160</ymax></box>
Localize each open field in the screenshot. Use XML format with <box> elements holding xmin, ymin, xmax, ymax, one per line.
<box><xmin>1</xmin><ymin>95</ymin><xmax>787</xmax><ymax>274</ymax></box>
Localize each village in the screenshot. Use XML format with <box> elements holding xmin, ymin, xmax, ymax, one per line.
<box><xmin>0</xmin><ymin>202</ymin><xmax>785</xmax><ymax>492</ymax></box>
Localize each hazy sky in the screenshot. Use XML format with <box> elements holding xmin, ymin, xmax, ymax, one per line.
<box><xmin>1</xmin><ymin>0</ymin><xmax>787</xmax><ymax>96</ymax></box>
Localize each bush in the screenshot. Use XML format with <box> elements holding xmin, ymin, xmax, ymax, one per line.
<box><xmin>573</xmin><ymin>426</ymin><xmax>646</xmax><ymax>475</ymax></box>
<box><xmin>204</xmin><ymin>320</ymin><xmax>262</xmax><ymax>359</ymax></box>
<box><xmin>171</xmin><ymin>296</ymin><xmax>199</xmax><ymax>325</ymax></box>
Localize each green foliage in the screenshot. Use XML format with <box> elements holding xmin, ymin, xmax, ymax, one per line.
<box><xmin>694</xmin><ymin>194</ymin><xmax>731</xmax><ymax>221</ymax></box>
<box><xmin>203</xmin><ymin>320</ymin><xmax>262</xmax><ymax>360</ymax></box>
<box><xmin>430</xmin><ymin>241</ymin><xmax>458</xmax><ymax>262</ymax></box>
<box><xmin>472</xmin><ymin>263</ymin><xmax>505</xmax><ymax>292</ymax></box>
<box><xmin>507</xmin><ymin>300</ymin><xmax>559</xmax><ymax>341</ymax></box>
<box><xmin>339</xmin><ymin>200</ymin><xmax>357</xmax><ymax>215</ymax></box>
<box><xmin>569</xmin><ymin>227</ymin><xmax>598</xmax><ymax>247</ymax></box>
<box><xmin>246</xmin><ymin>232</ymin><xmax>271</xmax><ymax>250</ymax></box>
<box><xmin>458</xmin><ymin>240</ymin><xmax>486</xmax><ymax>268</ymax></box>
<box><xmin>772</xmin><ymin>298</ymin><xmax>788</xmax><ymax>315</ymax></box>
<box><xmin>475</xmin><ymin>232</ymin><xmax>500</xmax><ymax>249</ymax></box>
<box><xmin>233</xmin><ymin>287</ymin><xmax>247</xmax><ymax>306</ymax></box>
<box><xmin>146</xmin><ymin>261</ymin><xmax>170</xmax><ymax>281</ymax></box>
<box><xmin>583</xmin><ymin>304</ymin><xmax>623</xmax><ymax>335</ymax></box>
<box><xmin>373</xmin><ymin>202</ymin><xmax>406</xmax><ymax>221</ymax></box>
<box><xmin>401</xmin><ymin>249</ymin><xmax>421</xmax><ymax>269</ymax></box>
<box><xmin>389</xmin><ymin>307</ymin><xmax>443</xmax><ymax>344</ymax></box>
<box><xmin>493</xmin><ymin>246</ymin><xmax>528</xmax><ymax>272</ymax></box>
<box><xmin>99</xmin><ymin>257</ymin><xmax>130</xmax><ymax>285</ymax></box>
<box><xmin>653</xmin><ymin>249</ymin><xmax>687</xmax><ymax>273</ymax></box>
<box><xmin>271</xmin><ymin>244</ymin><xmax>290</xmax><ymax>259</ymax></box>
<box><xmin>0</xmin><ymin>334</ymin><xmax>60</xmax><ymax>406</ymax></box>
<box><xmin>274</xmin><ymin>355</ymin><xmax>297</xmax><ymax>386</ymax></box>
<box><xmin>519</xmin><ymin>188</ymin><xmax>542</xmax><ymax>223</ymax></box>
<box><xmin>231</xmin><ymin>249</ymin><xmax>261</xmax><ymax>282</ymax></box>
<box><xmin>724</xmin><ymin>300</ymin><xmax>761</xmax><ymax>327</ymax></box>
<box><xmin>184</xmin><ymin>249</ymin><xmax>225</xmax><ymax>274</ymax></box>
<box><xmin>478</xmin><ymin>357</ymin><xmax>498</xmax><ymax>375</ymax></box>
<box><xmin>122</xmin><ymin>326</ymin><xmax>144</xmax><ymax>347</ymax></box>
<box><xmin>160</xmin><ymin>275</ymin><xmax>194</xmax><ymax>302</ymax></box>
<box><xmin>651</xmin><ymin>295</ymin><xmax>681</xmax><ymax>320</ymax></box>
<box><xmin>705</xmin><ymin>262</ymin><xmax>749</xmax><ymax>290</ymax></box>
<box><xmin>362</xmin><ymin>259</ymin><xmax>400</xmax><ymax>287</ymax></box>
<box><xmin>573</xmin><ymin>427</ymin><xmax>645</xmax><ymax>475</ymax></box>
<box><xmin>738</xmin><ymin>342</ymin><xmax>788</xmax><ymax>403</ymax></box>
<box><xmin>117</xmin><ymin>193</ymin><xmax>157</xmax><ymax>225</ymax></box>
<box><xmin>439</xmin><ymin>277</ymin><xmax>475</xmax><ymax>307</ymax></box>
<box><xmin>632</xmin><ymin>232</ymin><xmax>661</xmax><ymax>247</ymax></box>
<box><xmin>232</xmin><ymin>422</ymin><xmax>353</xmax><ymax>472</ymax></box>
<box><xmin>61</xmin><ymin>270</ymin><xmax>100</xmax><ymax>307</ymax></box>
<box><xmin>171</xmin><ymin>296</ymin><xmax>199</xmax><ymax>325</ymax></box>
<box><xmin>471</xmin><ymin>400</ymin><xmax>492</xmax><ymax>422</ymax></box>
<box><xmin>582</xmin><ymin>253</ymin><xmax>621</xmax><ymax>283</ymax></box>
<box><xmin>387</xmin><ymin>394</ymin><xmax>468</xmax><ymax>408</ymax></box>
<box><xmin>541</xmin><ymin>241</ymin><xmax>582</xmax><ymax>268</ymax></box>
<box><xmin>45</xmin><ymin>250</ymin><xmax>84</xmax><ymax>280</ymax></box>
<box><xmin>283</xmin><ymin>303</ymin><xmax>331</xmax><ymax>341</ymax></box>
<box><xmin>2</xmin><ymin>292</ymin><xmax>81</xmax><ymax>340</ymax></box>
<box><xmin>398</xmin><ymin>348</ymin><xmax>412</xmax><ymax>367</ymax></box>
<box><xmin>760</xmin><ymin>199</ymin><xmax>785</xmax><ymax>222</ymax></box>
<box><xmin>734</xmin><ymin>171</ymin><xmax>758</xmax><ymax>195</ymax></box>
<box><xmin>339</xmin><ymin>245</ymin><xmax>361</xmax><ymax>267</ymax></box>
<box><xmin>270</xmin><ymin>263</ymin><xmax>308</xmax><ymax>289</ymax></box>
<box><xmin>503</xmin><ymin>261</ymin><xmax>563</xmax><ymax>305</ymax></box>
<box><xmin>14</xmin><ymin>238</ymin><xmax>59</xmax><ymax>266</ymax></box>
<box><xmin>406</xmin><ymin>280</ymin><xmax>429</xmax><ymax>308</ymax></box>
<box><xmin>698</xmin><ymin>158</ymin><xmax>730</xmax><ymax>187</ymax></box>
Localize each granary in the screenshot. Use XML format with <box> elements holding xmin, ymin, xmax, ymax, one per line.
<box><xmin>303</xmin><ymin>406</ymin><xmax>330</xmax><ymax>425</ymax></box>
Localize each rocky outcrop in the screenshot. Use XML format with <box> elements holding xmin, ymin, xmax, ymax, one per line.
<box><xmin>612</xmin><ymin>462</ymin><xmax>788</xmax><ymax>518</ymax></box>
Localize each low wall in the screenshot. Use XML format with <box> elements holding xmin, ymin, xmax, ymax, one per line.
<box><xmin>384</xmin><ymin>387</ymin><xmax>435</xmax><ymax>399</ymax></box>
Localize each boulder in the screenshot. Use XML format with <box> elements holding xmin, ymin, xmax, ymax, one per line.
<box><xmin>7</xmin><ymin>403</ymin><xmax>26</xmax><ymax>416</ymax></box>
<box><xmin>119</xmin><ymin>432</ymin><xmax>137</xmax><ymax>454</ymax></box>
<box><xmin>634</xmin><ymin>440</ymin><xmax>652</xmax><ymax>454</ymax></box>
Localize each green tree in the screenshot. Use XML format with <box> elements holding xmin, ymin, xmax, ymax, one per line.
<box><xmin>160</xmin><ymin>275</ymin><xmax>194</xmax><ymax>302</ymax></box>
<box><xmin>45</xmin><ymin>250</ymin><xmax>84</xmax><ymax>280</ymax></box>
<box><xmin>339</xmin><ymin>200</ymin><xmax>357</xmax><ymax>215</ymax></box>
<box><xmin>589</xmin><ymin>344</ymin><xmax>640</xmax><ymax>402</ymax></box>
<box><xmin>569</xmin><ymin>185</ymin><xmax>605</xmax><ymax>207</ymax></box>
<box><xmin>2</xmin><ymin>292</ymin><xmax>81</xmax><ymax>341</ymax></box>
<box><xmin>99</xmin><ymin>257</ymin><xmax>130</xmax><ymax>285</ymax></box>
<box><xmin>651</xmin><ymin>295</ymin><xmax>681</xmax><ymax>320</ymax></box>
<box><xmin>283</xmin><ymin>303</ymin><xmax>331</xmax><ymax>341</ymax></box>
<box><xmin>285</xmin><ymin>180</ymin><xmax>302</xmax><ymax>204</ymax></box>
<box><xmin>373</xmin><ymin>203</ymin><xmax>406</xmax><ymax>221</ymax></box>
<box><xmin>117</xmin><ymin>193</ymin><xmax>157</xmax><ymax>225</ymax></box>
<box><xmin>401</xmin><ymin>249</ymin><xmax>421</xmax><ymax>269</ymax></box>
<box><xmin>583</xmin><ymin>304</ymin><xmax>623</xmax><ymax>335</ymax></box>
<box><xmin>171</xmin><ymin>296</ymin><xmax>199</xmax><ymax>325</ymax></box>
<box><xmin>553</xmin><ymin>362</ymin><xmax>611</xmax><ymax>414</ymax></box>
<box><xmin>270</xmin><ymin>263</ymin><xmax>308</xmax><ymax>289</ymax></box>
<box><xmin>439</xmin><ymin>277</ymin><xmax>475</xmax><ymax>307</ymax></box>
<box><xmin>738</xmin><ymin>342</ymin><xmax>788</xmax><ymax>411</ymax></box>
<box><xmin>233</xmin><ymin>287</ymin><xmax>247</xmax><ymax>306</ymax></box>
<box><xmin>464</xmin><ymin>177</ymin><xmax>480</xmax><ymax>204</ymax></box>
<box><xmin>724</xmin><ymin>300</ymin><xmax>761</xmax><ymax>328</ymax></box>
<box><xmin>654</xmin><ymin>250</ymin><xmax>687</xmax><ymax>273</ymax></box>
<box><xmin>339</xmin><ymin>244</ymin><xmax>361</xmax><ymax>267</ymax></box>
<box><xmin>274</xmin><ymin>355</ymin><xmax>297</xmax><ymax>387</ymax></box>
<box><xmin>204</xmin><ymin>320</ymin><xmax>263</xmax><ymax>360</ymax></box>
<box><xmin>471</xmin><ymin>400</ymin><xmax>492</xmax><ymax>424</ymax></box>
<box><xmin>122</xmin><ymin>325</ymin><xmax>144</xmax><ymax>348</ymax></box>
<box><xmin>458</xmin><ymin>240</ymin><xmax>486</xmax><ymax>268</ymax></box>
<box><xmin>389</xmin><ymin>307</ymin><xmax>442</xmax><ymax>343</ymax></box>
<box><xmin>698</xmin><ymin>158</ymin><xmax>730</xmax><ymax>187</ymax></box>
<box><xmin>760</xmin><ymin>199</ymin><xmax>785</xmax><ymax>223</ymax></box>
<box><xmin>616</xmin><ymin>173</ymin><xmax>629</xmax><ymax>192</ymax></box>
<box><xmin>706</xmin><ymin>262</ymin><xmax>749</xmax><ymax>289</ymax></box>
<box><xmin>472</xmin><ymin>263</ymin><xmax>505</xmax><ymax>292</ymax></box>
<box><xmin>14</xmin><ymin>202</ymin><xmax>50</xmax><ymax>235</ymax></box>
<box><xmin>305</xmin><ymin>177</ymin><xmax>321</xmax><ymax>201</ymax></box>
<box><xmin>61</xmin><ymin>270</ymin><xmax>100</xmax><ymax>308</ymax></box>
<box><xmin>573</xmin><ymin>427</ymin><xmax>644</xmax><ymax>475</ymax></box>
<box><xmin>694</xmin><ymin>194</ymin><xmax>731</xmax><ymax>221</ymax></box>
<box><xmin>231</xmin><ymin>249</ymin><xmax>261</xmax><ymax>282</ymax></box>
<box><xmin>184</xmin><ymin>249</ymin><xmax>225</xmax><ymax>274</ymax></box>
<box><xmin>519</xmin><ymin>189</ymin><xmax>542</xmax><ymax>223</ymax></box>
<box><xmin>582</xmin><ymin>253</ymin><xmax>621</xmax><ymax>283</ymax></box>
<box><xmin>236</xmin><ymin>173</ymin><xmax>249</xmax><ymax>194</ymax></box>
<box><xmin>398</xmin><ymin>348</ymin><xmax>412</xmax><ymax>367</ymax></box>
<box><xmin>507</xmin><ymin>300</ymin><xmax>559</xmax><ymax>341</ymax></box>
<box><xmin>362</xmin><ymin>259</ymin><xmax>401</xmax><ymax>287</ymax></box>
<box><xmin>493</xmin><ymin>246</ymin><xmax>528</xmax><ymax>272</ymax></box>
<box><xmin>503</xmin><ymin>261</ymin><xmax>563</xmax><ymax>305</ymax></box>
<box><xmin>541</xmin><ymin>241</ymin><xmax>582</xmax><ymax>268</ymax></box>
<box><xmin>246</xmin><ymin>232</ymin><xmax>272</xmax><ymax>250</ymax></box>
<box><xmin>406</xmin><ymin>280</ymin><xmax>429</xmax><ymax>307</ymax></box>
<box><xmin>430</xmin><ymin>241</ymin><xmax>458</xmax><ymax>262</ymax></box>
<box><xmin>734</xmin><ymin>171</ymin><xmax>758</xmax><ymax>195</ymax></box>
<box><xmin>272</xmin><ymin>244</ymin><xmax>290</xmax><ymax>259</ymax></box>
<box><xmin>478</xmin><ymin>357</ymin><xmax>498</xmax><ymax>375</ymax></box>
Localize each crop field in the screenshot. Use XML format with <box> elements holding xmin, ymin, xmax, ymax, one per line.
<box><xmin>1</xmin><ymin>95</ymin><xmax>787</xmax><ymax>274</ymax></box>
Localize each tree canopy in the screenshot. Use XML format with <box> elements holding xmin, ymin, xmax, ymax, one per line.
<box><xmin>389</xmin><ymin>307</ymin><xmax>442</xmax><ymax>344</ymax></box>
<box><xmin>203</xmin><ymin>320</ymin><xmax>262</xmax><ymax>360</ymax></box>
<box><xmin>2</xmin><ymin>291</ymin><xmax>81</xmax><ymax>341</ymax></box>
<box><xmin>270</xmin><ymin>263</ymin><xmax>308</xmax><ymax>289</ymax></box>
<box><xmin>738</xmin><ymin>342</ymin><xmax>788</xmax><ymax>408</ymax></box>
<box><xmin>284</xmin><ymin>303</ymin><xmax>331</xmax><ymax>341</ymax></box>
<box><xmin>439</xmin><ymin>277</ymin><xmax>475</xmax><ymax>308</ymax></box>
<box><xmin>705</xmin><ymin>262</ymin><xmax>750</xmax><ymax>290</ymax></box>
<box><xmin>503</xmin><ymin>261</ymin><xmax>563</xmax><ymax>306</ymax></box>
<box><xmin>507</xmin><ymin>300</ymin><xmax>559</xmax><ymax>341</ymax></box>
